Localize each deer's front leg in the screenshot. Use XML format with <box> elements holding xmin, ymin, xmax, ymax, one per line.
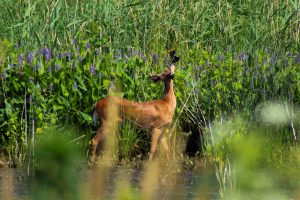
<box><xmin>91</xmin><ymin>126</ymin><xmax>108</xmax><ymax>162</ymax></box>
<box><xmin>149</xmin><ymin>128</ymin><xmax>163</xmax><ymax>160</ymax></box>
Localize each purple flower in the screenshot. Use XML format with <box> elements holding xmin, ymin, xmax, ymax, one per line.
<box><xmin>262</xmin><ymin>75</ymin><xmax>267</xmax><ymax>83</ymax></box>
<box><xmin>3</xmin><ymin>69</ymin><xmax>7</xmax><ymax>79</ymax></box>
<box><xmin>271</xmin><ymin>54</ymin><xmax>277</xmax><ymax>66</ymax></box>
<box><xmin>73</xmin><ymin>38</ymin><xmax>78</xmax><ymax>46</ymax></box>
<box><xmin>191</xmin><ymin>40</ymin><xmax>196</xmax><ymax>46</ymax></box>
<box><xmin>232</xmin><ymin>53</ymin><xmax>237</xmax><ymax>60</ymax></box>
<box><xmin>65</xmin><ymin>52</ymin><xmax>72</xmax><ymax>62</ymax></box>
<box><xmin>49</xmin><ymin>83</ymin><xmax>53</xmax><ymax>92</ymax></box>
<box><xmin>254</xmin><ymin>70</ymin><xmax>258</xmax><ymax>78</ymax></box>
<box><xmin>85</xmin><ymin>43</ymin><xmax>91</xmax><ymax>50</ymax></box>
<box><xmin>246</xmin><ymin>66</ymin><xmax>250</xmax><ymax>74</ymax></box>
<box><xmin>18</xmin><ymin>54</ymin><xmax>24</xmax><ymax>67</ymax></box>
<box><xmin>9</xmin><ymin>63</ymin><xmax>14</xmax><ymax>69</ymax></box>
<box><xmin>217</xmin><ymin>54</ymin><xmax>223</xmax><ymax>61</ymax></box>
<box><xmin>58</xmin><ymin>53</ymin><xmax>63</xmax><ymax>59</ymax></box>
<box><xmin>55</xmin><ymin>64</ymin><xmax>61</xmax><ymax>71</ymax></box>
<box><xmin>285</xmin><ymin>59</ymin><xmax>289</xmax><ymax>67</ymax></box>
<box><xmin>29</xmin><ymin>76</ymin><xmax>34</xmax><ymax>83</ymax></box>
<box><xmin>43</xmin><ymin>48</ymin><xmax>52</xmax><ymax>61</ymax></box>
<box><xmin>261</xmin><ymin>58</ymin><xmax>265</xmax><ymax>66</ymax></box>
<box><xmin>73</xmin><ymin>82</ymin><xmax>77</xmax><ymax>90</ymax></box>
<box><xmin>195</xmin><ymin>73</ymin><xmax>199</xmax><ymax>82</ymax></box>
<box><xmin>128</xmin><ymin>48</ymin><xmax>134</xmax><ymax>57</ymax></box>
<box><xmin>115</xmin><ymin>50</ymin><xmax>121</xmax><ymax>62</ymax></box>
<box><xmin>70</xmin><ymin>63</ymin><xmax>75</xmax><ymax>70</ymax></box>
<box><xmin>152</xmin><ymin>54</ymin><xmax>158</xmax><ymax>65</ymax></box>
<box><xmin>98</xmin><ymin>72</ymin><xmax>102</xmax><ymax>79</ymax></box>
<box><xmin>48</xmin><ymin>66</ymin><xmax>52</xmax><ymax>73</ymax></box>
<box><xmin>27</xmin><ymin>52</ymin><xmax>34</xmax><ymax>65</ymax></box>
<box><xmin>95</xmin><ymin>50</ymin><xmax>100</xmax><ymax>56</ymax></box>
<box><xmin>131</xmin><ymin>70</ymin><xmax>136</xmax><ymax>78</ymax></box>
<box><xmin>33</xmin><ymin>65</ymin><xmax>37</xmax><ymax>73</ymax></box>
<box><xmin>206</xmin><ymin>59</ymin><xmax>211</xmax><ymax>67</ymax></box>
<box><xmin>122</xmin><ymin>53</ymin><xmax>128</xmax><ymax>62</ymax></box>
<box><xmin>90</xmin><ymin>65</ymin><xmax>96</xmax><ymax>74</ymax></box>
<box><xmin>79</xmin><ymin>56</ymin><xmax>85</xmax><ymax>63</ymax></box>
<box><xmin>288</xmin><ymin>92</ymin><xmax>293</xmax><ymax>102</ymax></box>
<box><xmin>288</xmin><ymin>52</ymin><xmax>292</xmax><ymax>57</ymax></box>
<box><xmin>295</xmin><ymin>54</ymin><xmax>300</xmax><ymax>63</ymax></box>
<box><xmin>15</xmin><ymin>43</ymin><xmax>19</xmax><ymax>49</ymax></box>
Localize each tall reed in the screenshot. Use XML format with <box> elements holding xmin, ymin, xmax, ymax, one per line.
<box><xmin>0</xmin><ymin>0</ymin><xmax>299</xmax><ymax>52</ymax></box>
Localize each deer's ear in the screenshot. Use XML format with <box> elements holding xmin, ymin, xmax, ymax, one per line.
<box><xmin>171</xmin><ymin>55</ymin><xmax>180</xmax><ymax>64</ymax></box>
<box><xmin>149</xmin><ymin>75</ymin><xmax>161</xmax><ymax>82</ymax></box>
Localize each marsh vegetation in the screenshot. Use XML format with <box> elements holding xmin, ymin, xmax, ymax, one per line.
<box><xmin>0</xmin><ymin>0</ymin><xmax>300</xmax><ymax>199</ymax></box>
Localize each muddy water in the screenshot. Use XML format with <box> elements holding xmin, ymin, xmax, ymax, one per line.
<box><xmin>0</xmin><ymin>165</ymin><xmax>218</xmax><ymax>199</ymax></box>
<box><xmin>0</xmin><ymin>168</ymin><xmax>29</xmax><ymax>200</ymax></box>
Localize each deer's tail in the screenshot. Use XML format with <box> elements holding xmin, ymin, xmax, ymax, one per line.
<box><xmin>90</xmin><ymin>103</ymin><xmax>98</xmax><ymax>124</ymax></box>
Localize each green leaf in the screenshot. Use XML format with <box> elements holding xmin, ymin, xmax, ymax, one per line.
<box><xmin>78</xmin><ymin>111</ymin><xmax>92</xmax><ymax>123</ymax></box>
<box><xmin>61</xmin><ymin>84</ymin><xmax>69</xmax><ymax>97</ymax></box>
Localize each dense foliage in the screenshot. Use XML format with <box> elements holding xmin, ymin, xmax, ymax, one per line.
<box><xmin>1</xmin><ymin>38</ymin><xmax>300</xmax><ymax>159</ymax></box>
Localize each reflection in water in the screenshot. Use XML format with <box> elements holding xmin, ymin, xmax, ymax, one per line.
<box><xmin>0</xmin><ymin>168</ymin><xmax>29</xmax><ymax>200</ymax></box>
<box><xmin>0</xmin><ymin>165</ymin><xmax>218</xmax><ymax>200</ymax></box>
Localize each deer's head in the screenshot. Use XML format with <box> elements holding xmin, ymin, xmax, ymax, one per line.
<box><xmin>150</xmin><ymin>51</ymin><xmax>180</xmax><ymax>82</ymax></box>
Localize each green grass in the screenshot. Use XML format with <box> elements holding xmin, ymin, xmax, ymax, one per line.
<box><xmin>0</xmin><ymin>1</ymin><xmax>300</xmax><ymax>198</ymax></box>
<box><xmin>0</xmin><ymin>0</ymin><xmax>299</xmax><ymax>52</ymax></box>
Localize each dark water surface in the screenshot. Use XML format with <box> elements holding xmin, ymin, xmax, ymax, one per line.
<box><xmin>0</xmin><ymin>164</ymin><xmax>218</xmax><ymax>199</ymax></box>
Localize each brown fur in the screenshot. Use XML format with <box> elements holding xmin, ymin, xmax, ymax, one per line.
<box><xmin>91</xmin><ymin>64</ymin><xmax>177</xmax><ymax>161</ymax></box>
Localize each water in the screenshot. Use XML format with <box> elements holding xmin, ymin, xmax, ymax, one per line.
<box><xmin>0</xmin><ymin>168</ymin><xmax>29</xmax><ymax>200</ymax></box>
<box><xmin>0</xmin><ymin>163</ymin><xmax>218</xmax><ymax>200</ymax></box>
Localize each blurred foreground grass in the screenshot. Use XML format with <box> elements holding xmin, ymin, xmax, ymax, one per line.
<box><xmin>1</xmin><ymin>102</ymin><xmax>299</xmax><ymax>199</ymax></box>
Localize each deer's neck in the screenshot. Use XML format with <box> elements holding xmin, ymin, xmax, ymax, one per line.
<box><xmin>163</xmin><ymin>79</ymin><xmax>176</xmax><ymax>111</ymax></box>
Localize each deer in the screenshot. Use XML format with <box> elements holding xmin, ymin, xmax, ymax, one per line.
<box><xmin>90</xmin><ymin>51</ymin><xmax>180</xmax><ymax>162</ymax></box>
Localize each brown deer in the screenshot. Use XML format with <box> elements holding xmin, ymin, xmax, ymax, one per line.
<box><xmin>90</xmin><ymin>51</ymin><xmax>180</xmax><ymax>161</ymax></box>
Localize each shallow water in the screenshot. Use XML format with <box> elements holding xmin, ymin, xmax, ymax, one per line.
<box><xmin>0</xmin><ymin>163</ymin><xmax>219</xmax><ymax>200</ymax></box>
